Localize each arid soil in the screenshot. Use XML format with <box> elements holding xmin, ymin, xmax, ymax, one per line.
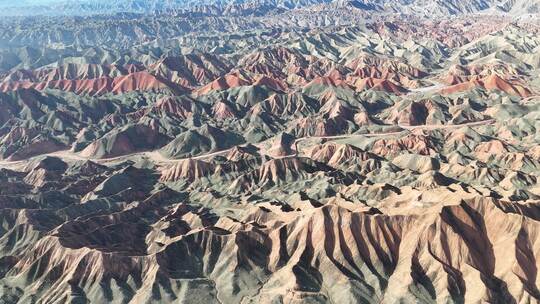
<box><xmin>0</xmin><ymin>4</ymin><xmax>539</xmax><ymax>303</ymax></box>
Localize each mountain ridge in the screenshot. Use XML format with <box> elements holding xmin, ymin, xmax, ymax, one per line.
<box><xmin>0</xmin><ymin>1</ymin><xmax>540</xmax><ymax>303</ymax></box>
<box><xmin>1</xmin><ymin>0</ymin><xmax>540</xmax><ymax>16</ymax></box>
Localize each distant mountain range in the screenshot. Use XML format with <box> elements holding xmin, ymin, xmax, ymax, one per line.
<box><xmin>0</xmin><ymin>0</ymin><xmax>539</xmax><ymax>16</ymax></box>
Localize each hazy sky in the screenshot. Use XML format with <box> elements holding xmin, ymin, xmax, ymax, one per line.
<box><xmin>0</xmin><ymin>0</ymin><xmax>66</xmax><ymax>6</ymax></box>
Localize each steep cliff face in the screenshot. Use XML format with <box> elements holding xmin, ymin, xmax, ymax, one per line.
<box><xmin>1</xmin><ymin>155</ymin><xmax>540</xmax><ymax>303</ymax></box>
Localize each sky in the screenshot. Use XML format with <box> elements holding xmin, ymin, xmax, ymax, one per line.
<box><xmin>0</xmin><ymin>0</ymin><xmax>67</xmax><ymax>7</ymax></box>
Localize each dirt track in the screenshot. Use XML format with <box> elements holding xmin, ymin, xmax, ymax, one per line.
<box><xmin>0</xmin><ymin>119</ymin><xmax>496</xmax><ymax>168</ymax></box>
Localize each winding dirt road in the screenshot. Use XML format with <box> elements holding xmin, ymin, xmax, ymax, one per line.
<box><xmin>0</xmin><ymin>119</ymin><xmax>496</xmax><ymax>169</ymax></box>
